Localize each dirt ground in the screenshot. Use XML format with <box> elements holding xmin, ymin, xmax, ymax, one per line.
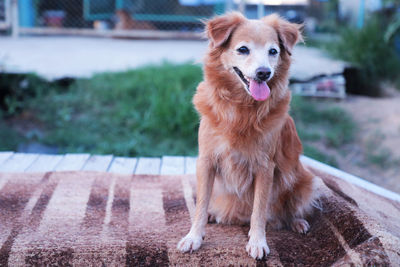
<box><xmin>335</xmin><ymin>88</ymin><xmax>400</xmax><ymax>193</ymax></box>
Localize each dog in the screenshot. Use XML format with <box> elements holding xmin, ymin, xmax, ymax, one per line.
<box><xmin>114</xmin><ymin>9</ymin><xmax>155</xmax><ymax>30</ymax></box>
<box><xmin>177</xmin><ymin>12</ymin><xmax>319</xmax><ymax>259</ymax></box>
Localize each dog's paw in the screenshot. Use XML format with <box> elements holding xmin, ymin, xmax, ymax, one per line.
<box><xmin>177</xmin><ymin>233</ymin><xmax>203</xmax><ymax>253</ymax></box>
<box><xmin>291</xmin><ymin>218</ymin><xmax>310</xmax><ymax>234</ymax></box>
<box><xmin>246</xmin><ymin>237</ymin><xmax>270</xmax><ymax>260</ymax></box>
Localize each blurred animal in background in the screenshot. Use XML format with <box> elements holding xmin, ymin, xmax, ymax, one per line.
<box><xmin>114</xmin><ymin>9</ymin><xmax>155</xmax><ymax>30</ymax></box>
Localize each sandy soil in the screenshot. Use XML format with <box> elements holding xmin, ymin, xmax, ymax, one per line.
<box><xmin>335</xmin><ymin>90</ymin><xmax>400</xmax><ymax>193</ymax></box>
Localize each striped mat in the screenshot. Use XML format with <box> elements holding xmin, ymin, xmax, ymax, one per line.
<box><xmin>0</xmin><ymin>171</ymin><xmax>399</xmax><ymax>266</ymax></box>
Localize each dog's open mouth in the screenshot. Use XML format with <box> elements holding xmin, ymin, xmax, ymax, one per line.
<box><xmin>233</xmin><ymin>67</ymin><xmax>271</xmax><ymax>101</ymax></box>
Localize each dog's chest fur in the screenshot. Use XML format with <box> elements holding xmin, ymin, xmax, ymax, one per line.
<box><xmin>213</xmin><ymin>131</ymin><xmax>275</xmax><ymax>197</ymax></box>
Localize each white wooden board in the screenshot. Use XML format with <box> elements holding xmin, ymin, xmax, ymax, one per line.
<box><xmin>160</xmin><ymin>156</ymin><xmax>185</xmax><ymax>175</ymax></box>
<box><xmin>300</xmin><ymin>155</ymin><xmax>400</xmax><ymax>202</ymax></box>
<box><xmin>54</xmin><ymin>153</ymin><xmax>90</xmax><ymax>171</ymax></box>
<box><xmin>185</xmin><ymin>157</ymin><xmax>197</xmax><ymax>175</ymax></box>
<box><xmin>135</xmin><ymin>157</ymin><xmax>161</xmax><ymax>175</ymax></box>
<box><xmin>82</xmin><ymin>155</ymin><xmax>113</xmax><ymax>171</ymax></box>
<box><xmin>0</xmin><ymin>152</ymin><xmax>14</xmax><ymax>165</ymax></box>
<box><xmin>0</xmin><ymin>153</ymin><xmax>39</xmax><ymax>172</ymax></box>
<box><xmin>26</xmin><ymin>154</ymin><xmax>64</xmax><ymax>172</ymax></box>
<box><xmin>107</xmin><ymin>157</ymin><xmax>137</xmax><ymax>174</ymax></box>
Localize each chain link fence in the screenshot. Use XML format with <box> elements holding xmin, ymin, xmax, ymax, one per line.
<box><xmin>13</xmin><ymin>0</ymin><xmax>232</xmax><ymax>38</ymax></box>
<box><xmin>2</xmin><ymin>0</ymin><xmax>311</xmax><ymax>38</ymax></box>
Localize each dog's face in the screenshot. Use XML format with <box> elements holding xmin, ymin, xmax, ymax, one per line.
<box><xmin>222</xmin><ymin>21</ymin><xmax>281</xmax><ymax>101</ymax></box>
<box><xmin>206</xmin><ymin>13</ymin><xmax>302</xmax><ymax>101</ymax></box>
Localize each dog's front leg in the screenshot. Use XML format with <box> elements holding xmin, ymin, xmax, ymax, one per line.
<box><xmin>177</xmin><ymin>157</ymin><xmax>215</xmax><ymax>252</ymax></box>
<box><xmin>246</xmin><ymin>165</ymin><xmax>274</xmax><ymax>259</ymax></box>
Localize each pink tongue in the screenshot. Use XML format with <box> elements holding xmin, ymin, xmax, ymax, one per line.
<box><xmin>249</xmin><ymin>79</ymin><xmax>270</xmax><ymax>101</ymax></box>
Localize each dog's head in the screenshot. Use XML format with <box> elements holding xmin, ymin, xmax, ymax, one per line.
<box><xmin>205</xmin><ymin>12</ymin><xmax>302</xmax><ymax>101</ymax></box>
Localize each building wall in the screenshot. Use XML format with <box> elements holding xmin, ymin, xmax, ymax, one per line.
<box><xmin>339</xmin><ymin>0</ymin><xmax>382</xmax><ymax>26</ymax></box>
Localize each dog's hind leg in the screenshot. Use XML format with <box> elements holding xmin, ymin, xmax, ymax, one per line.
<box><xmin>281</xmin><ymin>165</ymin><xmax>319</xmax><ymax>234</ymax></box>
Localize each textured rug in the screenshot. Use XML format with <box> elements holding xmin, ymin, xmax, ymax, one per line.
<box><xmin>0</xmin><ymin>171</ymin><xmax>399</xmax><ymax>266</ymax></box>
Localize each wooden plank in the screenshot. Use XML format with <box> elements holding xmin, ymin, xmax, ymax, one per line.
<box><xmin>160</xmin><ymin>156</ymin><xmax>185</xmax><ymax>175</ymax></box>
<box><xmin>26</xmin><ymin>154</ymin><xmax>64</xmax><ymax>172</ymax></box>
<box><xmin>0</xmin><ymin>152</ymin><xmax>14</xmax><ymax>165</ymax></box>
<box><xmin>0</xmin><ymin>153</ymin><xmax>39</xmax><ymax>172</ymax></box>
<box><xmin>82</xmin><ymin>155</ymin><xmax>113</xmax><ymax>172</ymax></box>
<box><xmin>54</xmin><ymin>153</ymin><xmax>90</xmax><ymax>171</ymax></box>
<box><xmin>107</xmin><ymin>157</ymin><xmax>137</xmax><ymax>174</ymax></box>
<box><xmin>185</xmin><ymin>156</ymin><xmax>197</xmax><ymax>175</ymax></box>
<box><xmin>135</xmin><ymin>157</ymin><xmax>161</xmax><ymax>175</ymax></box>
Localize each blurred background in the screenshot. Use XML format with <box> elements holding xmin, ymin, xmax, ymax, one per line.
<box><xmin>0</xmin><ymin>0</ymin><xmax>399</xmax><ymax>192</ymax></box>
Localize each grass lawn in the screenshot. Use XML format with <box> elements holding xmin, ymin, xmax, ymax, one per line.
<box><xmin>0</xmin><ymin>62</ymin><xmax>355</xmax><ymax>165</ymax></box>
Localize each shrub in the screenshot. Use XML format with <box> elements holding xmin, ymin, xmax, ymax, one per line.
<box><xmin>329</xmin><ymin>18</ymin><xmax>400</xmax><ymax>95</ymax></box>
<box><xmin>0</xmin><ymin>73</ymin><xmax>49</xmax><ymax>115</ymax></box>
<box><xmin>0</xmin><ymin>121</ymin><xmax>25</xmax><ymax>150</ymax></box>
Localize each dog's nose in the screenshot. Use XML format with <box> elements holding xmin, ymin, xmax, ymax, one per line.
<box><xmin>256</xmin><ymin>67</ymin><xmax>271</xmax><ymax>81</ymax></box>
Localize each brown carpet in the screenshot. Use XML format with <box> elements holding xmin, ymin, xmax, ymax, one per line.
<box><xmin>0</xmin><ymin>170</ymin><xmax>399</xmax><ymax>266</ymax></box>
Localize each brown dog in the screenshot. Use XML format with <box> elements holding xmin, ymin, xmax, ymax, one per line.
<box><xmin>114</xmin><ymin>9</ymin><xmax>155</xmax><ymax>30</ymax></box>
<box><xmin>177</xmin><ymin>12</ymin><xmax>319</xmax><ymax>259</ymax></box>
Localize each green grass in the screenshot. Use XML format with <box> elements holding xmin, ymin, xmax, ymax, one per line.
<box><xmin>303</xmin><ymin>144</ymin><xmax>338</xmax><ymax>167</ymax></box>
<box><xmin>0</xmin><ymin>63</ymin><xmax>355</xmax><ymax>165</ymax></box>
<box><xmin>290</xmin><ymin>95</ymin><xmax>356</xmax><ymax>166</ymax></box>
<box><xmin>291</xmin><ymin>96</ymin><xmax>355</xmax><ymax>148</ymax></box>
<box><xmin>367</xmin><ymin>148</ymin><xmax>392</xmax><ymax>169</ymax></box>
<box><xmin>364</xmin><ymin>131</ymin><xmax>396</xmax><ymax>169</ymax></box>
<box><xmin>29</xmin><ymin>62</ymin><xmax>202</xmax><ymax>156</ymax></box>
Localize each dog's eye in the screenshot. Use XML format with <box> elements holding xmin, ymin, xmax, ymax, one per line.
<box><xmin>237</xmin><ymin>46</ymin><xmax>250</xmax><ymax>55</ymax></box>
<box><xmin>269</xmin><ymin>48</ymin><xmax>278</xmax><ymax>56</ymax></box>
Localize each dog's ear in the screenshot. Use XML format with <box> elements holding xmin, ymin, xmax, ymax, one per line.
<box><xmin>263</xmin><ymin>14</ymin><xmax>303</xmax><ymax>56</ymax></box>
<box><xmin>206</xmin><ymin>12</ymin><xmax>245</xmax><ymax>48</ymax></box>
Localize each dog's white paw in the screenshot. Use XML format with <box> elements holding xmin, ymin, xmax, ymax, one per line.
<box><xmin>177</xmin><ymin>233</ymin><xmax>203</xmax><ymax>253</ymax></box>
<box><xmin>246</xmin><ymin>237</ymin><xmax>270</xmax><ymax>260</ymax></box>
<box><xmin>291</xmin><ymin>218</ymin><xmax>310</xmax><ymax>234</ymax></box>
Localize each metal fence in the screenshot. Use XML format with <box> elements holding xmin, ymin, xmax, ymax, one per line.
<box><xmin>2</xmin><ymin>0</ymin><xmax>309</xmax><ymax>39</ymax></box>
<box><xmin>9</xmin><ymin>0</ymin><xmax>233</xmax><ymax>38</ymax></box>
<box><xmin>28</xmin><ymin>0</ymin><xmax>225</xmax><ymax>29</ymax></box>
